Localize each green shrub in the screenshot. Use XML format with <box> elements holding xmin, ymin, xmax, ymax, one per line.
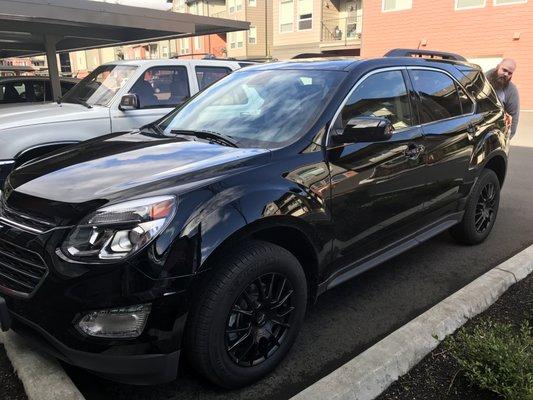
<box><xmin>446</xmin><ymin>320</ymin><xmax>533</xmax><ymax>400</ymax></box>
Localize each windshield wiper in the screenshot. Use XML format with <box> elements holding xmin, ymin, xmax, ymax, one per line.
<box><xmin>170</xmin><ymin>129</ymin><xmax>239</xmax><ymax>148</ymax></box>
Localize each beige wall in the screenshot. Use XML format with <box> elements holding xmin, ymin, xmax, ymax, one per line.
<box><xmin>273</xmin><ymin>0</ymin><xmax>321</xmax><ymax>48</ymax></box>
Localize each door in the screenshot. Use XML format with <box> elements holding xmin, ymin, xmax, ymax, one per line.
<box><xmin>326</xmin><ymin>69</ymin><xmax>428</xmax><ymax>274</ymax></box>
<box><xmin>408</xmin><ymin>68</ymin><xmax>478</xmax><ymax>219</ymax></box>
<box><xmin>110</xmin><ymin>65</ymin><xmax>192</xmax><ymax>132</ymax></box>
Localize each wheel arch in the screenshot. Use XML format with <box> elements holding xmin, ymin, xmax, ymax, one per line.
<box><xmin>198</xmin><ymin>216</ymin><xmax>321</xmax><ymax>303</ymax></box>
<box><xmin>483</xmin><ymin>153</ymin><xmax>507</xmax><ymax>188</ymax></box>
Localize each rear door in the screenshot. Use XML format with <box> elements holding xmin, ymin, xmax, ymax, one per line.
<box><xmin>110</xmin><ymin>65</ymin><xmax>192</xmax><ymax>131</ymax></box>
<box><xmin>407</xmin><ymin>68</ymin><xmax>478</xmax><ymax>220</ymax></box>
<box><xmin>325</xmin><ymin>68</ymin><xmax>429</xmax><ymax>274</ymax></box>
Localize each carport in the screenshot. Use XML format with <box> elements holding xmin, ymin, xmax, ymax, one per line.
<box><xmin>0</xmin><ymin>0</ymin><xmax>249</xmax><ymax>100</ymax></box>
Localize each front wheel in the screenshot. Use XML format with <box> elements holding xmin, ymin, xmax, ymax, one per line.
<box><xmin>450</xmin><ymin>169</ymin><xmax>500</xmax><ymax>245</ymax></box>
<box><xmin>185</xmin><ymin>240</ymin><xmax>307</xmax><ymax>388</ymax></box>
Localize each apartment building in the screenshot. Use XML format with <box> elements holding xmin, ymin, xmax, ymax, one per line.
<box><xmin>216</xmin><ymin>0</ymin><xmax>272</xmax><ymax>59</ymax></box>
<box><xmin>362</xmin><ymin>0</ymin><xmax>533</xmax><ymax>108</ymax></box>
<box><xmin>172</xmin><ymin>0</ymin><xmax>227</xmax><ymax>58</ymax></box>
<box><xmin>272</xmin><ymin>0</ymin><xmax>362</xmax><ymax>59</ymax></box>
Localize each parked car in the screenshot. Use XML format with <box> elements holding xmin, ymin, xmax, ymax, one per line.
<box><xmin>0</xmin><ymin>59</ymin><xmax>242</xmax><ymax>185</ymax></box>
<box><xmin>0</xmin><ymin>76</ymin><xmax>78</xmax><ymax>105</ymax></box>
<box><xmin>0</xmin><ymin>50</ymin><xmax>509</xmax><ymax>388</ymax></box>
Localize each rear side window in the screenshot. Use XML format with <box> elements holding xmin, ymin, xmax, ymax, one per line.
<box><xmin>457</xmin><ymin>69</ymin><xmax>500</xmax><ymax>113</ymax></box>
<box><xmin>410</xmin><ymin>70</ymin><xmax>463</xmax><ymax>124</ymax></box>
<box><xmin>341</xmin><ymin>70</ymin><xmax>413</xmax><ymax>130</ymax></box>
<box><xmin>195</xmin><ymin>66</ymin><xmax>232</xmax><ymax>91</ymax></box>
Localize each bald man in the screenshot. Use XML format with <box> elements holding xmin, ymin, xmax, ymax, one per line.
<box><xmin>486</xmin><ymin>59</ymin><xmax>520</xmax><ymax>138</ymax></box>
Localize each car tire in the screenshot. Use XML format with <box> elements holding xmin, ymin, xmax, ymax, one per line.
<box><xmin>185</xmin><ymin>240</ymin><xmax>307</xmax><ymax>389</ymax></box>
<box><xmin>450</xmin><ymin>169</ymin><xmax>500</xmax><ymax>245</ymax></box>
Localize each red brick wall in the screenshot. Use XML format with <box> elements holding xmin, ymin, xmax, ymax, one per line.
<box><xmin>361</xmin><ymin>1</ymin><xmax>533</xmax><ymax>109</ymax></box>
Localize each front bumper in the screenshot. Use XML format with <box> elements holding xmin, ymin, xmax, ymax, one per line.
<box><xmin>10</xmin><ymin>310</ymin><xmax>180</xmax><ymax>385</ymax></box>
<box><xmin>0</xmin><ymin>216</ymin><xmax>196</xmax><ymax>385</ymax></box>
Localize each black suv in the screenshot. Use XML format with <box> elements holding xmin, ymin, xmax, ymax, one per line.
<box><xmin>0</xmin><ymin>50</ymin><xmax>508</xmax><ymax>388</ymax></box>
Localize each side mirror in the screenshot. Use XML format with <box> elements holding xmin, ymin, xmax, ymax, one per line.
<box><xmin>119</xmin><ymin>93</ymin><xmax>139</xmax><ymax>111</ymax></box>
<box><xmin>332</xmin><ymin>117</ymin><xmax>394</xmax><ymax>144</ymax></box>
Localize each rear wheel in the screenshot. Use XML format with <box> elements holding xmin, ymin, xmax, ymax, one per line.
<box><xmin>185</xmin><ymin>240</ymin><xmax>307</xmax><ymax>388</ymax></box>
<box><xmin>450</xmin><ymin>169</ymin><xmax>500</xmax><ymax>245</ymax></box>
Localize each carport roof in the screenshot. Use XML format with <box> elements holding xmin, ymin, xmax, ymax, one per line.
<box><xmin>0</xmin><ymin>0</ymin><xmax>250</xmax><ymax>58</ymax></box>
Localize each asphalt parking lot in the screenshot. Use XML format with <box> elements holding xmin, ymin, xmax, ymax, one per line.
<box><xmin>63</xmin><ymin>116</ymin><xmax>533</xmax><ymax>400</ymax></box>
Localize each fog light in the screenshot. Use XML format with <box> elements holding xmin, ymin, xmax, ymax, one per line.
<box><xmin>77</xmin><ymin>304</ymin><xmax>151</xmax><ymax>338</ymax></box>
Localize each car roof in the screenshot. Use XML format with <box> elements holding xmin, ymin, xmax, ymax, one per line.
<box><xmin>235</xmin><ymin>56</ymin><xmax>480</xmax><ymax>73</ymax></box>
<box><xmin>101</xmin><ymin>59</ymin><xmax>241</xmax><ymax>68</ymax></box>
<box><xmin>0</xmin><ymin>76</ymin><xmax>79</xmax><ymax>83</ymax></box>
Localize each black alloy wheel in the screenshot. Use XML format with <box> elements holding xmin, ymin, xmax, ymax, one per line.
<box><xmin>226</xmin><ymin>273</ymin><xmax>294</xmax><ymax>367</ymax></box>
<box><xmin>185</xmin><ymin>240</ymin><xmax>307</xmax><ymax>389</ymax></box>
<box><xmin>450</xmin><ymin>168</ymin><xmax>500</xmax><ymax>245</ymax></box>
<box><xmin>474</xmin><ymin>182</ymin><xmax>497</xmax><ymax>233</ymax></box>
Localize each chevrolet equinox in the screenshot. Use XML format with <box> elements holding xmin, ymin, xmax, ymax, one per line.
<box><xmin>0</xmin><ymin>50</ymin><xmax>509</xmax><ymax>388</ymax></box>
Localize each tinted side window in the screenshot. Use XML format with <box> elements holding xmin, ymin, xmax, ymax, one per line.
<box><xmin>410</xmin><ymin>70</ymin><xmax>463</xmax><ymax>124</ymax></box>
<box><xmin>195</xmin><ymin>66</ymin><xmax>232</xmax><ymax>91</ymax></box>
<box><xmin>130</xmin><ymin>66</ymin><xmax>190</xmax><ymax>109</ymax></box>
<box><xmin>31</xmin><ymin>81</ymin><xmax>46</xmax><ymax>101</ymax></box>
<box><xmin>0</xmin><ymin>82</ymin><xmax>25</xmax><ymax>103</ymax></box>
<box><xmin>457</xmin><ymin>70</ymin><xmax>500</xmax><ymax>113</ymax></box>
<box><xmin>341</xmin><ymin>70</ymin><xmax>412</xmax><ymax>130</ymax></box>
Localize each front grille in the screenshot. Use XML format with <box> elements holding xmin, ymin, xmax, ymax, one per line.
<box><xmin>0</xmin><ymin>197</ymin><xmax>57</xmax><ymax>234</ymax></box>
<box><xmin>0</xmin><ymin>238</ymin><xmax>48</xmax><ymax>298</ymax></box>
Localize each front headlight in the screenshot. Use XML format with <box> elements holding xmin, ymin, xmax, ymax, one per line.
<box><xmin>61</xmin><ymin>196</ymin><xmax>176</xmax><ymax>263</ymax></box>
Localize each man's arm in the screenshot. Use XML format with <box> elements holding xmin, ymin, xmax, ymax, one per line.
<box><xmin>507</xmin><ymin>85</ymin><xmax>520</xmax><ymax>138</ymax></box>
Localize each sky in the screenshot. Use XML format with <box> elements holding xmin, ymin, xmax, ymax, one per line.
<box><xmin>89</xmin><ymin>0</ymin><xmax>173</xmax><ymax>11</ymax></box>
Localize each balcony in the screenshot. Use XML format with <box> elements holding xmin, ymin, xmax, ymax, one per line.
<box><xmin>320</xmin><ymin>17</ymin><xmax>361</xmax><ymax>50</ymax></box>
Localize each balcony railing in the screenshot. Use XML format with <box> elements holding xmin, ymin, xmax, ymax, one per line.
<box><xmin>321</xmin><ymin>17</ymin><xmax>360</xmax><ymax>45</ymax></box>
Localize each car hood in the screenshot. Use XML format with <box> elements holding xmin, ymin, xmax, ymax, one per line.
<box><xmin>8</xmin><ymin>131</ymin><xmax>270</xmax><ymax>207</ymax></box>
<box><xmin>0</xmin><ymin>102</ymin><xmax>107</xmax><ymax>131</ymax></box>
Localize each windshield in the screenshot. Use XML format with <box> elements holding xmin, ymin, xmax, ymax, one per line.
<box><xmin>61</xmin><ymin>65</ymin><xmax>137</xmax><ymax>106</ymax></box>
<box><xmin>157</xmin><ymin>69</ymin><xmax>346</xmax><ymax>148</ymax></box>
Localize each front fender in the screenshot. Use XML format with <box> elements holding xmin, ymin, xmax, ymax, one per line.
<box><xmin>146</xmin><ymin>183</ymin><xmax>329</xmax><ymax>281</ymax></box>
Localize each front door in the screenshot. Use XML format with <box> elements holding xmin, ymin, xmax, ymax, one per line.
<box><xmin>325</xmin><ymin>69</ymin><xmax>428</xmax><ymax>276</ymax></box>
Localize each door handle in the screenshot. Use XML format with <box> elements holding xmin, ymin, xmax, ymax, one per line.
<box><xmin>404</xmin><ymin>144</ymin><xmax>425</xmax><ymax>160</ymax></box>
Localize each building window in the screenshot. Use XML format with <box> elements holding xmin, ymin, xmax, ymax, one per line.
<box><xmin>229</xmin><ymin>0</ymin><xmax>235</xmax><ymax>13</ymax></box>
<box><xmin>229</xmin><ymin>32</ymin><xmax>236</xmax><ymax>49</ymax></box>
<box><xmin>249</xmin><ymin>0</ymin><xmax>256</xmax><ymax>6</ymax></box>
<box><xmin>248</xmin><ymin>26</ymin><xmax>257</xmax><ymax>44</ymax></box>
<box><xmin>298</xmin><ymin>0</ymin><xmax>313</xmax><ymax>30</ymax></box>
<box><xmin>382</xmin><ymin>0</ymin><xmax>412</xmax><ymax>12</ymax></box>
<box><xmin>280</xmin><ymin>0</ymin><xmax>294</xmax><ymax>32</ymax></box>
<box><xmin>175</xmin><ymin>0</ymin><xmax>186</xmax><ymax>13</ymax></box>
<box><xmin>494</xmin><ymin>0</ymin><xmax>527</xmax><ymax>5</ymax></box>
<box><xmin>194</xmin><ymin>36</ymin><xmax>201</xmax><ymax>50</ymax></box>
<box><xmin>236</xmin><ymin>31</ymin><xmax>244</xmax><ymax>48</ymax></box>
<box><xmin>236</xmin><ymin>0</ymin><xmax>243</xmax><ymax>11</ymax></box>
<box><xmin>455</xmin><ymin>0</ymin><xmax>486</xmax><ymax>9</ymax></box>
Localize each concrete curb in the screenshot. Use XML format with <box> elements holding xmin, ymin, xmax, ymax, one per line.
<box><xmin>292</xmin><ymin>244</ymin><xmax>533</xmax><ymax>400</ymax></box>
<box><xmin>0</xmin><ymin>331</ymin><xmax>85</xmax><ymax>400</ymax></box>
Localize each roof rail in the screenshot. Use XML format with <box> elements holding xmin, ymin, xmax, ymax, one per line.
<box><xmin>384</xmin><ymin>48</ymin><xmax>467</xmax><ymax>62</ymax></box>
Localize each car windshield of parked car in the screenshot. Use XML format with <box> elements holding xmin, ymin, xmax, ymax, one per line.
<box><xmin>61</xmin><ymin>65</ymin><xmax>137</xmax><ymax>106</ymax></box>
<box><xmin>157</xmin><ymin>69</ymin><xmax>346</xmax><ymax>148</ymax></box>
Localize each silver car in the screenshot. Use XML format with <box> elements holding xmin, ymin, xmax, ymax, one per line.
<box><xmin>0</xmin><ymin>59</ymin><xmax>242</xmax><ymax>185</ymax></box>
